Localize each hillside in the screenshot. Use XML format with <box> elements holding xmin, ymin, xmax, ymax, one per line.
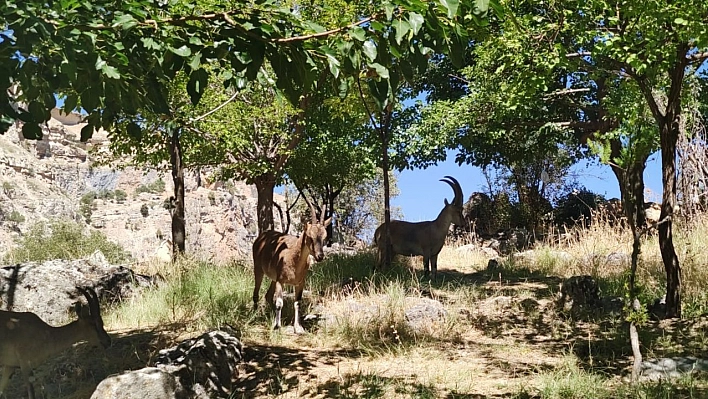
<box><xmin>0</xmin><ymin>111</ymin><xmax>282</xmax><ymax>263</ymax></box>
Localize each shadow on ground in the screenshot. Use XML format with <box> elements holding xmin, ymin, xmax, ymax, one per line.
<box><xmin>1</xmin><ymin>323</ymin><xmax>187</xmax><ymax>399</ymax></box>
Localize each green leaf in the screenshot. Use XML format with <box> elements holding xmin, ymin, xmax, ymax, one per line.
<box><xmin>80</xmin><ymin>124</ymin><xmax>94</xmax><ymax>142</ymax></box>
<box><xmin>674</xmin><ymin>17</ymin><xmax>688</xmax><ymax>26</ymax></box>
<box><xmin>22</xmin><ymin>123</ymin><xmax>43</xmax><ymax>140</ymax></box>
<box><xmin>474</xmin><ymin>0</ymin><xmax>490</xmax><ymax>16</ymax></box>
<box><xmin>112</xmin><ymin>14</ymin><xmax>138</xmax><ymax>30</ymax></box>
<box><xmin>305</xmin><ymin>21</ymin><xmax>326</xmax><ymax>33</ymax></box>
<box><xmin>384</xmin><ymin>2</ymin><xmax>395</xmax><ymax>20</ymax></box>
<box><xmin>28</xmin><ymin>101</ymin><xmax>49</xmax><ymax>122</ymax></box>
<box><xmin>169</xmin><ymin>45</ymin><xmax>192</xmax><ymax>57</ymax></box>
<box><xmin>327</xmin><ymin>54</ymin><xmax>340</xmax><ymax>78</ymax></box>
<box><xmin>81</xmin><ymin>87</ymin><xmax>100</xmax><ymax>111</ymax></box>
<box><xmin>189</xmin><ymin>52</ymin><xmax>202</xmax><ymax>71</ymax></box>
<box><xmin>440</xmin><ymin>0</ymin><xmax>459</xmax><ymax>18</ymax></box>
<box><xmin>234</xmin><ymin>75</ymin><xmax>247</xmax><ymax>90</ymax></box>
<box><xmin>350</xmin><ymin>26</ymin><xmax>366</xmax><ymax>41</ymax></box>
<box><xmin>393</xmin><ymin>20</ymin><xmax>411</xmax><ymax>45</ymax></box>
<box><xmin>141</xmin><ymin>37</ymin><xmax>161</xmax><ymax>50</ymax></box>
<box><xmin>370</xmin><ymin>21</ymin><xmax>386</xmax><ymax>31</ymax></box>
<box><xmin>187</xmin><ymin>68</ymin><xmax>209</xmax><ymax>105</ymax></box>
<box><xmin>400</xmin><ymin>59</ymin><xmax>414</xmax><ymax>83</ymax></box>
<box><xmin>127</xmin><ymin>122</ymin><xmax>142</xmax><ymax>140</ymax></box>
<box><xmin>362</xmin><ymin>41</ymin><xmax>377</xmax><ymax>61</ymax></box>
<box><xmin>101</xmin><ymin>64</ymin><xmax>120</xmax><ymax>79</ymax></box>
<box><xmin>369</xmin><ymin>63</ymin><xmax>389</xmax><ymax>79</ymax></box>
<box><xmin>409</xmin><ymin>12</ymin><xmax>424</xmax><ymax>35</ymax></box>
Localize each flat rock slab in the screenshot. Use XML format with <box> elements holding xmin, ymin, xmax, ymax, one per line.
<box><xmin>640</xmin><ymin>357</ymin><xmax>708</xmax><ymax>381</ymax></box>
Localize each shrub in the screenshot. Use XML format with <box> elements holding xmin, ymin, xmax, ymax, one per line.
<box><xmin>140</xmin><ymin>203</ymin><xmax>149</xmax><ymax>217</ymax></box>
<box><xmin>6</xmin><ymin>210</ymin><xmax>25</xmax><ymax>223</ymax></box>
<box><xmin>81</xmin><ymin>191</ymin><xmax>96</xmax><ymax>205</ymax></box>
<box><xmin>136</xmin><ymin>179</ymin><xmax>166</xmax><ymax>195</ymax></box>
<box><xmin>3</xmin><ymin>219</ymin><xmax>131</xmax><ymax>264</ymax></box>
<box><xmin>114</xmin><ymin>189</ymin><xmax>127</xmax><ymax>202</ymax></box>
<box><xmin>554</xmin><ymin>188</ymin><xmax>607</xmax><ymax>227</ymax></box>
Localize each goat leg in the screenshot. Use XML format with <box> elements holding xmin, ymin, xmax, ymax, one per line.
<box><xmin>0</xmin><ymin>366</ymin><xmax>14</xmax><ymax>396</ymax></box>
<box><xmin>272</xmin><ymin>282</ymin><xmax>284</xmax><ymax>330</ymax></box>
<box><xmin>293</xmin><ymin>286</ymin><xmax>305</xmax><ymax>334</ymax></box>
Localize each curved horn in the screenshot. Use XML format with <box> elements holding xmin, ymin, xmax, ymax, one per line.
<box><xmin>441</xmin><ymin>176</ymin><xmax>463</xmax><ymax>206</ymax></box>
<box><xmin>77</xmin><ymin>286</ymin><xmax>101</xmax><ymax>317</ymax></box>
<box><xmin>302</xmin><ymin>195</ymin><xmax>317</xmax><ymax>224</ymax></box>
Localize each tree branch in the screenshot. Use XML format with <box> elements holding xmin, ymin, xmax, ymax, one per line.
<box><xmin>51</xmin><ymin>10</ymin><xmax>375</xmax><ymax>44</ymax></box>
<box><xmin>191</xmin><ymin>92</ymin><xmax>239</xmax><ymax>123</ymax></box>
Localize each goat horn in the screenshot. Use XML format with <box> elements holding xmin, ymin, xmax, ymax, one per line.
<box><xmin>303</xmin><ymin>195</ymin><xmax>317</xmax><ymax>224</ymax></box>
<box><xmin>77</xmin><ymin>286</ymin><xmax>101</xmax><ymax>317</ymax></box>
<box><xmin>441</xmin><ymin>176</ymin><xmax>463</xmax><ymax>206</ymax></box>
<box><xmin>319</xmin><ymin>204</ymin><xmax>326</xmax><ymax>224</ymax></box>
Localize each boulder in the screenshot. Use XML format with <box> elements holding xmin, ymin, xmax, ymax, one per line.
<box><xmin>556</xmin><ymin>275</ymin><xmax>601</xmax><ymax>315</ymax></box>
<box><xmin>91</xmin><ymin>330</ymin><xmax>243</xmax><ymax>399</ymax></box>
<box><xmin>0</xmin><ymin>250</ymin><xmax>152</xmax><ymax>324</ymax></box>
<box><xmin>404</xmin><ymin>297</ymin><xmax>447</xmax><ymax>334</ymax></box>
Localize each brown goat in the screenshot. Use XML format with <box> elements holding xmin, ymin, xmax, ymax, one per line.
<box><xmin>252</xmin><ymin>201</ymin><xmax>332</xmax><ymax>334</ymax></box>
<box><xmin>374</xmin><ymin>176</ymin><xmax>464</xmax><ymax>278</ymax></box>
<box><xmin>0</xmin><ymin>287</ymin><xmax>111</xmax><ymax>399</ymax></box>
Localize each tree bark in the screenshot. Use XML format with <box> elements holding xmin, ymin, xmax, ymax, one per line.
<box><xmin>254</xmin><ymin>174</ymin><xmax>276</xmax><ymax>234</ymax></box>
<box><xmin>632</xmin><ymin>45</ymin><xmax>686</xmax><ymax>319</ymax></box>
<box><xmin>169</xmin><ymin>128</ymin><xmax>186</xmax><ymax>258</ymax></box>
<box><xmin>380</xmin><ymin>107</ymin><xmax>393</xmax><ymax>269</ymax></box>
<box><xmin>609</xmin><ymin>137</ymin><xmax>649</xmax><ymax>228</ymax></box>
<box><xmin>659</xmin><ymin>118</ymin><xmax>681</xmax><ymax>318</ymax></box>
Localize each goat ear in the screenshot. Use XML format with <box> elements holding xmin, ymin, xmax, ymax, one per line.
<box><xmin>444</xmin><ymin>199</ymin><xmax>449</xmax><ymax>206</ymax></box>
<box><xmin>324</xmin><ymin>217</ymin><xmax>332</xmax><ymax>227</ymax></box>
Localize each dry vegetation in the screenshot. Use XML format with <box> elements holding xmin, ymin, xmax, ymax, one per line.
<box><xmin>6</xmin><ymin>214</ymin><xmax>708</xmax><ymax>398</ymax></box>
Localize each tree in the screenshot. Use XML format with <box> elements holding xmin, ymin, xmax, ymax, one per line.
<box><xmin>418</xmin><ymin>0</ymin><xmax>708</xmax><ymax>317</ymax></box>
<box><xmin>2</xmin><ymin>0</ymin><xmax>499</xmax><ymax>247</ymax></box>
<box><xmin>286</xmin><ymin>91</ymin><xmax>377</xmax><ymax>244</ymax></box>
<box><xmin>547</xmin><ymin>0</ymin><xmax>708</xmax><ymax>318</ymax></box>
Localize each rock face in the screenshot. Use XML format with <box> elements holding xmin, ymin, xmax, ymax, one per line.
<box><xmin>0</xmin><ymin>251</ymin><xmax>151</xmax><ymax>324</ymax></box>
<box><xmin>0</xmin><ymin>112</ymin><xmax>286</xmax><ymax>263</ymax></box>
<box><xmin>91</xmin><ymin>330</ymin><xmax>243</xmax><ymax>399</ymax></box>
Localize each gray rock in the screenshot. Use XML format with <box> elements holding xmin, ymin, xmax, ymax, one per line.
<box><xmin>91</xmin><ymin>330</ymin><xmax>243</xmax><ymax>399</ymax></box>
<box><xmin>0</xmin><ymin>251</ymin><xmax>152</xmax><ymax>324</ymax></box>
<box><xmin>606</xmin><ymin>252</ymin><xmax>630</xmax><ymax>267</ymax></box>
<box><xmin>556</xmin><ymin>275</ymin><xmax>601</xmax><ymax>315</ymax></box>
<box><xmin>91</xmin><ymin>368</ymin><xmax>186</xmax><ymax>399</ymax></box>
<box><xmin>404</xmin><ymin>297</ymin><xmax>447</xmax><ymax>334</ymax></box>
<box><xmin>640</xmin><ymin>357</ymin><xmax>708</xmax><ymax>381</ymax></box>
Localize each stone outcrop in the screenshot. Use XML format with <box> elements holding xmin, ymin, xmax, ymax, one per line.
<box><xmin>0</xmin><ymin>112</ymin><xmax>286</xmax><ymax>263</ymax></box>
<box><xmin>91</xmin><ymin>330</ymin><xmax>243</xmax><ymax>399</ymax></box>
<box><xmin>0</xmin><ymin>250</ymin><xmax>151</xmax><ymax>324</ymax></box>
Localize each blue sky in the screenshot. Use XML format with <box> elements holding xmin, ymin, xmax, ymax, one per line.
<box><xmin>392</xmin><ymin>149</ymin><xmax>665</xmax><ymax>221</ymax></box>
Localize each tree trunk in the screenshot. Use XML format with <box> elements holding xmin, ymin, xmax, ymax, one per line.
<box><xmin>609</xmin><ymin>139</ymin><xmax>648</xmax><ymax>228</ymax></box>
<box><xmin>254</xmin><ymin>174</ymin><xmax>276</xmax><ymax>234</ymax></box>
<box><xmin>659</xmin><ymin>118</ymin><xmax>681</xmax><ymax>318</ymax></box>
<box><xmin>380</xmin><ymin>109</ymin><xmax>393</xmax><ymax>269</ymax></box>
<box><xmin>169</xmin><ymin>128</ymin><xmax>186</xmax><ymax>258</ymax></box>
<box><xmin>633</xmin><ymin>48</ymin><xmax>686</xmax><ymax>319</ymax></box>
<box><xmin>628</xmin><ymin>200</ymin><xmax>643</xmax><ymax>381</ymax></box>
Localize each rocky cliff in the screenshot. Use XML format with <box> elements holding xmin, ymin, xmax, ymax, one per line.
<box><xmin>0</xmin><ymin>111</ymin><xmax>282</xmax><ymax>263</ymax></box>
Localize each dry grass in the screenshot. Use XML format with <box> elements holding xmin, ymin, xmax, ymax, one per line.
<box><xmin>7</xmin><ymin>214</ymin><xmax>708</xmax><ymax>398</ymax></box>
